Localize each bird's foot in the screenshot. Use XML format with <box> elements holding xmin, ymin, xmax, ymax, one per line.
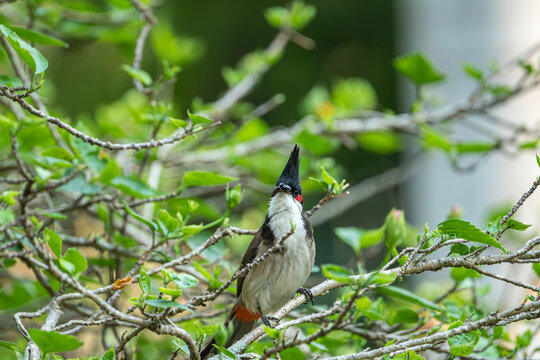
<box><xmin>258</xmin><ymin>305</ymin><xmax>279</xmax><ymax>327</ymax></box>
<box><xmin>297</xmin><ymin>287</ymin><xmax>314</xmax><ymax>305</ymax></box>
<box><xmin>261</xmin><ymin>315</ymin><xmax>279</xmax><ymax>327</ymax></box>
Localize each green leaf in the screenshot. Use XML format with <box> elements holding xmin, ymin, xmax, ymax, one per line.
<box><xmin>392</xmin><ymin>308</ymin><xmax>419</xmax><ymax>324</ymax></box>
<box><xmin>537</xmin><ymin>154</ymin><xmax>540</xmax><ymax>168</ymax></box>
<box><xmin>0</xmin><ymin>25</ymin><xmax>48</xmax><ymax>75</ymax></box>
<box><xmin>158</xmin><ymin>209</ymin><xmax>180</xmax><ymax>234</ymax></box>
<box><xmin>212</xmin><ymin>344</ymin><xmax>237</xmax><ymax>359</ymax></box>
<box><xmin>321</xmin><ymin>264</ymin><xmax>351</xmax><ymax>283</ymax></box>
<box><xmin>44</xmin><ymin>228</ymin><xmax>62</xmax><ymax>258</ymax></box>
<box><xmin>187</xmin><ymin>110</ymin><xmax>213</xmax><ymax>124</ymax></box>
<box><xmin>290</xmin><ymin>1</ymin><xmax>317</xmax><ymax>31</ymax></box>
<box><xmin>263</xmin><ymin>325</ymin><xmax>281</xmax><ymax>339</ymax></box>
<box><xmin>335</xmin><ymin>227</ymin><xmax>384</xmax><ymax>255</ymax></box>
<box><xmin>100</xmin><ymin>159</ymin><xmax>120</xmax><ymax>183</ymax></box>
<box><xmin>183</xmin><ymin>171</ymin><xmax>237</xmax><ymax>187</ymax></box>
<box><xmin>357</xmin><ymin>270</ymin><xmax>397</xmax><ymax>286</ymax></box>
<box><xmin>331</xmin><ymin>78</ymin><xmax>377</xmax><ymax>111</ymax></box>
<box><xmin>9</xmin><ymin>26</ymin><xmax>69</xmax><ymax>48</ymax></box>
<box><xmin>63</xmin><ymin>248</ymin><xmax>88</xmax><ymax>274</ymax></box>
<box><xmin>450</xmin><ymin>243</ymin><xmax>470</xmax><ymax>255</ymax></box>
<box><xmin>0</xmin><ymin>340</ymin><xmax>23</xmax><ymax>353</ymax></box>
<box><xmin>462</xmin><ymin>62</ymin><xmax>484</xmax><ymax>81</ymax></box>
<box><xmin>158</xmin><ymin>286</ymin><xmax>182</xmax><ymax>297</ymax></box>
<box><xmin>170</xmin><ymin>273</ymin><xmax>199</xmax><ymax>289</ymax></box>
<box><xmin>28</xmin><ymin>329</ymin><xmax>83</xmax><ymax>354</ymax></box>
<box><xmin>101</xmin><ymin>346</ymin><xmax>116</xmax><ymax>360</ymax></box>
<box><xmin>421</xmin><ymin>125</ymin><xmax>452</xmax><ymax>152</ymax></box>
<box><xmin>58</xmin><ymin>258</ymin><xmax>75</xmax><ymax>274</ymax></box>
<box><xmin>170</xmin><ymin>117</ymin><xmax>188</xmax><ymax>128</ymax></box>
<box><xmin>447</xmin><ymin>321</ymin><xmax>480</xmax><ymax>357</ymax></box>
<box><xmin>111</xmin><ymin>176</ymin><xmax>159</xmax><ymax>198</ymax></box>
<box><xmin>438</xmin><ymin>219</ymin><xmax>506</xmax><ymax>252</ymax></box>
<box><xmin>427</xmin><ymin>324</ymin><xmax>442</xmax><ymax>335</ymax></box>
<box><xmin>146</xmin><ymin>299</ymin><xmax>192</xmax><ymax>312</ymax></box>
<box><xmin>321</xmin><ymin>167</ymin><xmax>336</xmax><ymax>186</ymax></box>
<box><xmin>120</xmin><ymin>64</ymin><xmax>152</xmax><ymax>86</ymax></box>
<box><xmin>532</xmin><ymin>263</ymin><xmax>540</xmax><ymax>278</ymax></box>
<box><xmin>58</xmin><ymin>174</ymin><xmax>101</xmax><ymax>195</ymax></box>
<box><xmin>124</xmin><ymin>202</ymin><xmax>157</xmax><ymax>232</ymax></box>
<box><xmin>139</xmin><ymin>268</ymin><xmax>151</xmax><ymax>294</ymax></box>
<box><xmin>506</xmin><ymin>219</ymin><xmax>532</xmax><ymax>231</ymax></box>
<box><xmin>378</xmin><ymin>285</ymin><xmax>443</xmax><ymax>312</ymax></box>
<box><xmin>183</xmin><ymin>223</ymin><xmax>203</xmax><ymax>235</ymax></box>
<box><xmin>451</xmin><ymin>267</ymin><xmax>481</xmax><ymax>283</ymax></box>
<box><xmin>393</xmin><ymin>52</ymin><xmax>445</xmax><ymax>85</ymax></box>
<box><xmin>41</xmin><ymin>147</ymin><xmax>74</xmax><ymax>161</ymax></box>
<box><xmin>264</xmin><ymin>6</ymin><xmax>290</xmax><ymax>29</ymax></box>
<box><xmin>455</xmin><ymin>142</ymin><xmax>495</xmax><ymax>153</ymax></box>
<box><xmin>0</xmin><ymin>75</ymin><xmax>23</xmax><ymax>87</ymax></box>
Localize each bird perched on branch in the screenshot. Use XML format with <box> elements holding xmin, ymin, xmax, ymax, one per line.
<box><xmin>201</xmin><ymin>145</ymin><xmax>315</xmax><ymax>358</ymax></box>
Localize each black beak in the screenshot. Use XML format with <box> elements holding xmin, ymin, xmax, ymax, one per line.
<box><xmin>272</xmin><ymin>183</ymin><xmax>291</xmax><ymax>196</ymax></box>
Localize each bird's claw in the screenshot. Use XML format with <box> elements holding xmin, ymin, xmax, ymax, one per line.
<box><xmin>297</xmin><ymin>287</ymin><xmax>314</xmax><ymax>305</ymax></box>
<box><xmin>261</xmin><ymin>315</ymin><xmax>279</xmax><ymax>327</ymax></box>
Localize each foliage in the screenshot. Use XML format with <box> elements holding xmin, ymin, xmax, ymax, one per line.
<box><xmin>0</xmin><ymin>1</ymin><xmax>540</xmax><ymax>360</ymax></box>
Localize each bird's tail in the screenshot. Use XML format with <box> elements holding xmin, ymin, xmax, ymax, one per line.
<box><xmin>200</xmin><ymin>305</ymin><xmax>259</xmax><ymax>359</ymax></box>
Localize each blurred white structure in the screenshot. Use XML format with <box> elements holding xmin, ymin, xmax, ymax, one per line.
<box><xmin>398</xmin><ymin>0</ymin><xmax>540</xmax><ymax>309</ymax></box>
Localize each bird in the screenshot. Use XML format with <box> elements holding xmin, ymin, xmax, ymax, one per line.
<box><xmin>201</xmin><ymin>145</ymin><xmax>315</xmax><ymax>359</ymax></box>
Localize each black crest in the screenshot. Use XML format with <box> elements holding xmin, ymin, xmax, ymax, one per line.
<box><xmin>275</xmin><ymin>145</ymin><xmax>302</xmax><ymax>194</ymax></box>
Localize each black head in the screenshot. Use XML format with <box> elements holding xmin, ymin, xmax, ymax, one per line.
<box><xmin>273</xmin><ymin>145</ymin><xmax>303</xmax><ymax>203</ymax></box>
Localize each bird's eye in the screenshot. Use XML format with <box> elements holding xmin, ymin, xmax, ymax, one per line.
<box><xmin>295</xmin><ymin>194</ymin><xmax>303</xmax><ymax>203</ymax></box>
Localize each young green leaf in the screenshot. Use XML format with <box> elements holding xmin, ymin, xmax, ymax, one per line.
<box><xmin>158</xmin><ymin>286</ymin><xmax>182</xmax><ymax>298</ymax></box>
<box><xmin>0</xmin><ymin>340</ymin><xmax>23</xmax><ymax>353</ymax></box>
<box><xmin>44</xmin><ymin>228</ymin><xmax>62</xmax><ymax>258</ymax></box>
<box><xmin>263</xmin><ymin>325</ymin><xmax>281</xmax><ymax>339</ymax></box>
<box><xmin>290</xmin><ymin>1</ymin><xmax>317</xmax><ymax>31</ymax></box>
<box><xmin>506</xmin><ymin>219</ymin><xmax>532</xmax><ymax>231</ymax></box>
<box><xmin>9</xmin><ymin>26</ymin><xmax>69</xmax><ymax>48</ymax></box>
<box><xmin>170</xmin><ymin>117</ymin><xmax>188</xmax><ymax>128</ymax></box>
<box><xmin>321</xmin><ymin>264</ymin><xmax>351</xmax><ymax>283</ymax></box>
<box><xmin>447</xmin><ymin>321</ymin><xmax>480</xmax><ymax>357</ymax></box>
<box><xmin>264</xmin><ymin>6</ymin><xmax>290</xmax><ymax>29</ymax></box>
<box><xmin>139</xmin><ymin>268</ymin><xmax>151</xmax><ymax>294</ymax></box>
<box><xmin>63</xmin><ymin>248</ymin><xmax>88</xmax><ymax>274</ymax></box>
<box><xmin>120</xmin><ymin>64</ymin><xmax>152</xmax><ymax>86</ymax></box>
<box><xmin>0</xmin><ymin>25</ymin><xmax>48</xmax><ymax>75</ymax></box>
<box><xmin>124</xmin><ymin>201</ymin><xmax>157</xmax><ymax>232</ymax></box>
<box><xmin>187</xmin><ymin>110</ymin><xmax>213</xmax><ymax>124</ymax></box>
<box><xmin>438</xmin><ymin>219</ymin><xmax>506</xmax><ymax>252</ymax></box>
<box><xmin>462</xmin><ymin>62</ymin><xmax>484</xmax><ymax>81</ymax></box>
<box><xmin>212</xmin><ymin>344</ymin><xmax>237</xmax><ymax>359</ymax></box>
<box><xmin>101</xmin><ymin>346</ymin><xmax>116</xmax><ymax>360</ymax></box>
<box><xmin>377</xmin><ymin>285</ymin><xmax>444</xmax><ymax>312</ymax></box>
<box><xmin>533</xmin><ymin>263</ymin><xmax>540</xmax><ymax>278</ymax></box>
<box><xmin>158</xmin><ymin>209</ymin><xmax>180</xmax><ymax>234</ymax></box>
<box><xmin>28</xmin><ymin>329</ymin><xmax>83</xmax><ymax>354</ymax></box>
<box><xmin>170</xmin><ymin>273</ymin><xmax>199</xmax><ymax>289</ymax></box>
<box><xmin>111</xmin><ymin>176</ymin><xmax>159</xmax><ymax>198</ymax></box>
<box><xmin>393</xmin><ymin>52</ymin><xmax>445</xmax><ymax>85</ymax></box>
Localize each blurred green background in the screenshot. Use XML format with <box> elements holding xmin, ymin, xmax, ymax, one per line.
<box><xmin>39</xmin><ymin>0</ymin><xmax>399</xmax><ymax>268</ymax></box>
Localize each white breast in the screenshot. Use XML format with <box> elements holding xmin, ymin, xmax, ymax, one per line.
<box><xmin>240</xmin><ymin>193</ymin><xmax>315</xmax><ymax>314</ymax></box>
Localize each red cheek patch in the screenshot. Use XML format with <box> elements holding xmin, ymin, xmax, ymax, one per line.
<box><xmin>296</xmin><ymin>194</ymin><xmax>303</xmax><ymax>203</ymax></box>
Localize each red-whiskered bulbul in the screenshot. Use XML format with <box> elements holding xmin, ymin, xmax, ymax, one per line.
<box><xmin>201</xmin><ymin>145</ymin><xmax>315</xmax><ymax>358</ymax></box>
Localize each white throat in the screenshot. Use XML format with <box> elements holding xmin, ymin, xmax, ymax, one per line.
<box><xmin>268</xmin><ymin>193</ymin><xmax>303</xmax><ymax>239</ymax></box>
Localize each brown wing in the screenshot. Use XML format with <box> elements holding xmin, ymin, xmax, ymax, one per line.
<box><xmin>236</xmin><ymin>215</ymin><xmax>275</xmax><ymax>298</ymax></box>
